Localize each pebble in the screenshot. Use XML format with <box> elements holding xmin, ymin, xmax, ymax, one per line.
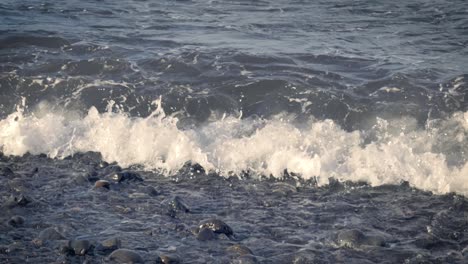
<box><xmin>7</xmin><ymin>215</ymin><xmax>25</xmax><ymax>227</ymax></box>
<box><xmin>94</xmin><ymin>180</ymin><xmax>110</xmax><ymax>189</ymax></box>
<box><xmin>198</xmin><ymin>219</ymin><xmax>234</xmax><ymax>237</ymax></box>
<box><xmin>109</xmin><ymin>249</ymin><xmax>144</xmax><ymax>263</ymax></box>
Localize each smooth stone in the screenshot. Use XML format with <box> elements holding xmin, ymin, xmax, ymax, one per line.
<box><xmin>199</xmin><ymin>219</ymin><xmax>234</xmax><ymax>237</ymax></box>
<box><xmin>197</xmin><ymin>227</ymin><xmax>216</xmax><ymax>241</ymax></box>
<box><xmin>7</xmin><ymin>215</ymin><xmax>24</xmax><ymax>227</ymax></box>
<box><xmin>69</xmin><ymin>240</ymin><xmax>93</xmax><ymax>256</ymax></box>
<box><xmin>109</xmin><ymin>249</ymin><xmax>144</xmax><ymax>263</ymax></box>
<box><xmin>226</xmin><ymin>244</ymin><xmax>253</xmax><ymax>256</ymax></box>
<box><xmin>38</xmin><ymin>227</ymin><xmax>65</xmax><ymax>241</ymax></box>
<box><xmin>96</xmin><ymin>237</ymin><xmax>121</xmax><ymax>255</ymax></box>
<box><xmin>94</xmin><ymin>180</ymin><xmax>110</xmax><ymax>189</ymax></box>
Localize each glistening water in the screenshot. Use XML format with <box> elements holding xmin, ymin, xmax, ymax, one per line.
<box><xmin>0</xmin><ymin>0</ymin><xmax>467</xmax><ymax>263</ymax></box>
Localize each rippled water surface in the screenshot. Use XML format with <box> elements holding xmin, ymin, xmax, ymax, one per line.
<box><xmin>1</xmin><ymin>0</ymin><xmax>468</xmax><ymax>263</ymax></box>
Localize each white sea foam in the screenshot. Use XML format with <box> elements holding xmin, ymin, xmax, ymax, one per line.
<box><xmin>0</xmin><ymin>99</ymin><xmax>467</xmax><ymax>195</ymax></box>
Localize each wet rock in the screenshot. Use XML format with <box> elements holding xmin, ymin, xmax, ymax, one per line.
<box><xmin>108</xmin><ymin>171</ymin><xmax>143</xmax><ymax>183</ymax></box>
<box><xmin>96</xmin><ymin>237</ymin><xmax>121</xmax><ymax>255</ymax></box>
<box><xmin>227</xmin><ymin>244</ymin><xmax>257</xmax><ymax>263</ymax></box>
<box><xmin>198</xmin><ymin>219</ymin><xmax>234</xmax><ymax>237</ymax></box>
<box><xmin>38</xmin><ymin>227</ymin><xmax>66</xmax><ymax>241</ymax></box>
<box><xmin>94</xmin><ymin>180</ymin><xmax>110</xmax><ymax>189</ymax></box>
<box><xmin>144</xmin><ymin>185</ymin><xmax>160</xmax><ymax>196</ymax></box>
<box><xmin>429</xmin><ymin>209</ymin><xmax>467</xmax><ymax>241</ymax></box>
<box><xmin>164</xmin><ymin>196</ymin><xmax>190</xmax><ymax>217</ymax></box>
<box><xmin>231</xmin><ymin>255</ymin><xmax>258</xmax><ymax>264</ymax></box>
<box><xmin>190</xmin><ymin>163</ymin><xmax>205</xmax><ymax>175</ymax></box>
<box><xmin>159</xmin><ymin>254</ymin><xmax>180</xmax><ymax>264</ymax></box>
<box><xmin>108</xmin><ymin>249</ymin><xmax>144</xmax><ymax>263</ymax></box>
<box><xmin>226</xmin><ymin>244</ymin><xmax>253</xmax><ymax>256</ymax></box>
<box><xmin>71</xmin><ymin>173</ymin><xmax>96</xmax><ymax>185</ymax></box>
<box><xmin>197</xmin><ymin>227</ymin><xmax>216</xmax><ymax>241</ymax></box>
<box><xmin>7</xmin><ymin>215</ymin><xmax>24</xmax><ymax>227</ymax></box>
<box><xmin>336</xmin><ymin>229</ymin><xmax>385</xmax><ymax>248</ymax></box>
<box><xmin>69</xmin><ymin>240</ymin><xmax>93</xmax><ymax>256</ymax></box>
<box><xmin>1</xmin><ymin>166</ymin><xmax>15</xmax><ymax>177</ymax></box>
<box><xmin>337</xmin><ymin>229</ymin><xmax>365</xmax><ymax>248</ymax></box>
<box><xmin>271</xmin><ymin>182</ymin><xmax>297</xmax><ymax>197</ymax></box>
<box><xmin>100</xmin><ymin>164</ymin><xmax>122</xmax><ymax>176</ymax></box>
<box><xmin>5</xmin><ymin>194</ymin><xmax>31</xmax><ymax>208</ymax></box>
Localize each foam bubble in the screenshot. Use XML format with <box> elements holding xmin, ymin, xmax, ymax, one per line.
<box><xmin>0</xmin><ymin>99</ymin><xmax>467</xmax><ymax>195</ymax></box>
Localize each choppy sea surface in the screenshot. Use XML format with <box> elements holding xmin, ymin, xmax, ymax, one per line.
<box><xmin>1</xmin><ymin>0</ymin><xmax>468</xmax><ymax>263</ymax></box>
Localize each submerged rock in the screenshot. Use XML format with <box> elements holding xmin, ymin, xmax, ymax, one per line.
<box><xmin>68</xmin><ymin>240</ymin><xmax>93</xmax><ymax>256</ymax></box>
<box><xmin>7</xmin><ymin>215</ymin><xmax>25</xmax><ymax>227</ymax></box>
<box><xmin>38</xmin><ymin>227</ymin><xmax>65</xmax><ymax>241</ymax></box>
<box><xmin>163</xmin><ymin>196</ymin><xmax>190</xmax><ymax>217</ymax></box>
<box><xmin>336</xmin><ymin>229</ymin><xmax>385</xmax><ymax>248</ymax></box>
<box><xmin>226</xmin><ymin>244</ymin><xmax>253</xmax><ymax>256</ymax></box>
<box><xmin>5</xmin><ymin>194</ymin><xmax>31</xmax><ymax>208</ymax></box>
<box><xmin>197</xmin><ymin>227</ymin><xmax>216</xmax><ymax>241</ymax></box>
<box><xmin>144</xmin><ymin>185</ymin><xmax>160</xmax><ymax>196</ymax></box>
<box><xmin>159</xmin><ymin>254</ymin><xmax>180</xmax><ymax>264</ymax></box>
<box><xmin>96</xmin><ymin>237</ymin><xmax>121</xmax><ymax>255</ymax></box>
<box><xmin>108</xmin><ymin>249</ymin><xmax>144</xmax><ymax>263</ymax></box>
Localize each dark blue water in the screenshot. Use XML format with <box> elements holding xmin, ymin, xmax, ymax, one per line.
<box><xmin>1</xmin><ymin>0</ymin><xmax>468</xmax><ymax>263</ymax></box>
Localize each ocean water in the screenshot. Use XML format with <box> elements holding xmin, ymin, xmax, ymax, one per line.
<box><xmin>1</xmin><ymin>0</ymin><xmax>468</xmax><ymax>263</ymax></box>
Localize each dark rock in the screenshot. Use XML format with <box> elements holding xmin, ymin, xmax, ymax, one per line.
<box><xmin>164</xmin><ymin>196</ymin><xmax>190</xmax><ymax>217</ymax></box>
<box><xmin>231</xmin><ymin>255</ymin><xmax>258</xmax><ymax>264</ymax></box>
<box><xmin>144</xmin><ymin>185</ymin><xmax>160</xmax><ymax>196</ymax></box>
<box><xmin>1</xmin><ymin>166</ymin><xmax>15</xmax><ymax>177</ymax></box>
<box><xmin>69</xmin><ymin>240</ymin><xmax>93</xmax><ymax>256</ymax></box>
<box><xmin>190</xmin><ymin>163</ymin><xmax>205</xmax><ymax>175</ymax></box>
<box><xmin>336</xmin><ymin>229</ymin><xmax>385</xmax><ymax>248</ymax></box>
<box><xmin>159</xmin><ymin>254</ymin><xmax>180</xmax><ymax>264</ymax></box>
<box><xmin>226</xmin><ymin>244</ymin><xmax>253</xmax><ymax>256</ymax></box>
<box><xmin>7</xmin><ymin>215</ymin><xmax>24</xmax><ymax>227</ymax></box>
<box><xmin>336</xmin><ymin>229</ymin><xmax>365</xmax><ymax>248</ymax></box>
<box><xmin>96</xmin><ymin>237</ymin><xmax>121</xmax><ymax>255</ymax></box>
<box><xmin>197</xmin><ymin>227</ymin><xmax>216</xmax><ymax>241</ymax></box>
<box><xmin>6</xmin><ymin>194</ymin><xmax>31</xmax><ymax>208</ymax></box>
<box><xmin>108</xmin><ymin>249</ymin><xmax>144</xmax><ymax>263</ymax></box>
<box><xmin>94</xmin><ymin>180</ymin><xmax>110</xmax><ymax>189</ymax></box>
<box><xmin>108</xmin><ymin>171</ymin><xmax>143</xmax><ymax>183</ymax></box>
<box><xmin>198</xmin><ymin>219</ymin><xmax>234</xmax><ymax>237</ymax></box>
<box><xmin>38</xmin><ymin>227</ymin><xmax>65</xmax><ymax>241</ymax></box>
